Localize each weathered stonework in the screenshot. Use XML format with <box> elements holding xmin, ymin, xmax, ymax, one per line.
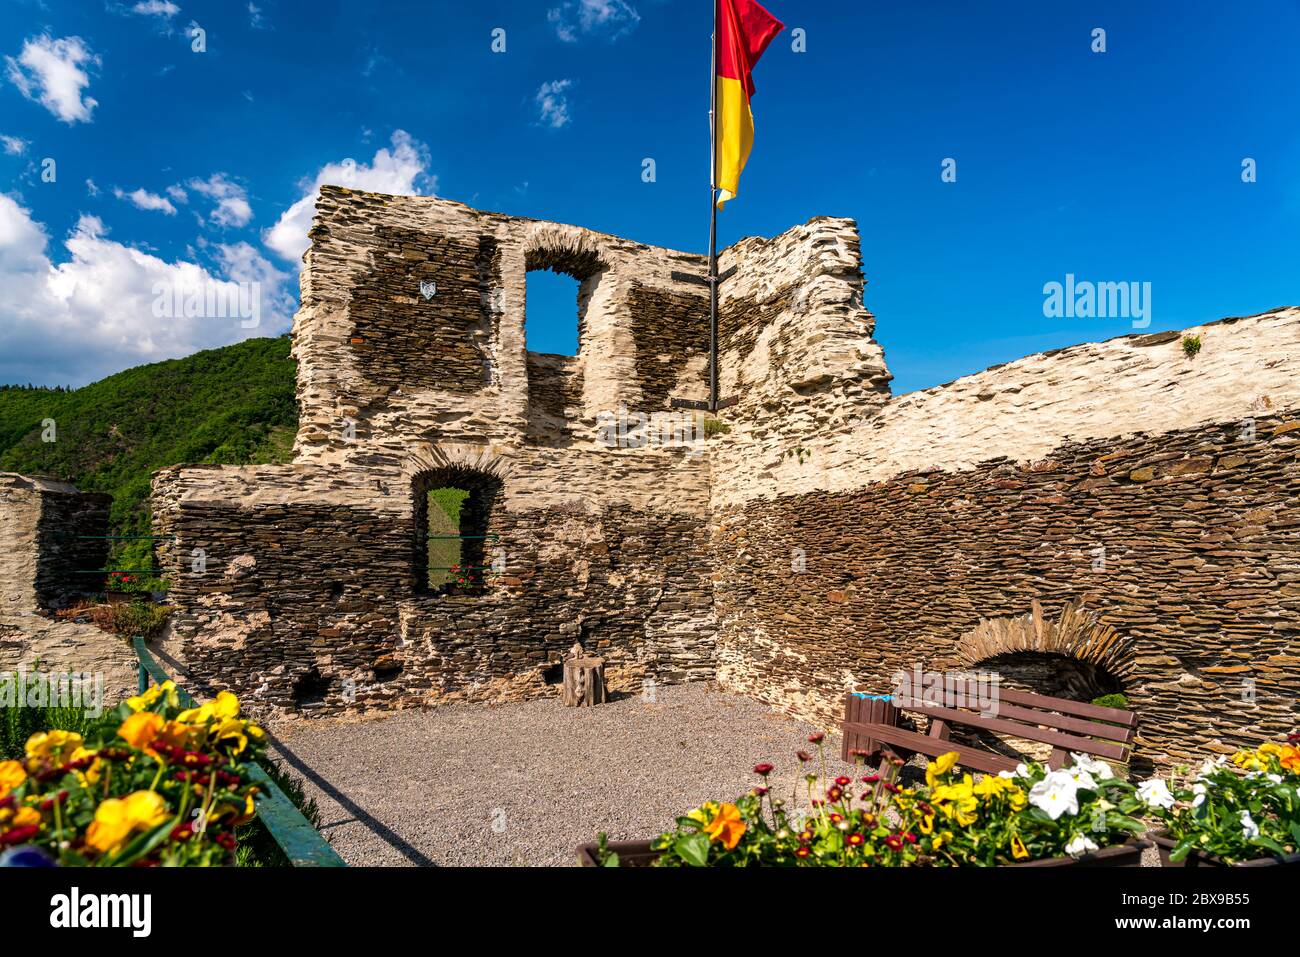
<box><xmin>0</xmin><ymin>473</ymin><xmax>136</xmax><ymax>698</ymax></box>
<box><xmin>26</xmin><ymin>183</ymin><xmax>1288</xmax><ymax>769</ymax></box>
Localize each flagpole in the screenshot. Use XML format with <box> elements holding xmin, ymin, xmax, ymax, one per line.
<box><xmin>707</xmin><ymin>0</ymin><xmax>720</xmax><ymax>413</ymax></box>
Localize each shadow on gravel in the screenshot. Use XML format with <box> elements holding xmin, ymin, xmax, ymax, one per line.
<box><xmin>267</xmin><ymin>732</ymin><xmax>438</xmax><ymax>867</ymax></box>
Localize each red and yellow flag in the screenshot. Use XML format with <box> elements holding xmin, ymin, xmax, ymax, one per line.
<box><xmin>715</xmin><ymin>0</ymin><xmax>783</xmax><ymax>207</ymax></box>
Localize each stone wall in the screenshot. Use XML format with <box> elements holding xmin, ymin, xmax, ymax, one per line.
<box><xmin>0</xmin><ymin>473</ymin><xmax>136</xmax><ymax>701</ymax></box>
<box><xmin>711</xmin><ymin>415</ymin><xmax>1300</xmax><ymax>767</ymax></box>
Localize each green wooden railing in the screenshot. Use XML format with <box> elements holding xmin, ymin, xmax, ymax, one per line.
<box><xmin>131</xmin><ymin>636</ymin><xmax>346</xmax><ymax>867</ymax></box>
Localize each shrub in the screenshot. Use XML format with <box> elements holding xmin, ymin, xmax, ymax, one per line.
<box><xmin>1091</xmin><ymin>693</ymin><xmax>1130</xmax><ymax>709</ymax></box>
<box><xmin>1182</xmin><ymin>334</ymin><xmax>1202</xmax><ymax>358</ymax></box>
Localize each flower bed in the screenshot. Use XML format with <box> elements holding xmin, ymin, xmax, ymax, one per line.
<box><xmin>0</xmin><ymin>680</ymin><xmax>267</xmax><ymax>866</ymax></box>
<box><xmin>584</xmin><ymin>733</ymin><xmax>1149</xmax><ymax>867</ymax></box>
<box><xmin>1137</xmin><ymin>735</ymin><xmax>1300</xmax><ymax>867</ymax></box>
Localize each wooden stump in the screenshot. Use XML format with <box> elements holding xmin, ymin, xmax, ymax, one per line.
<box><xmin>562</xmin><ymin>656</ymin><xmax>607</xmax><ymax>707</ymax></box>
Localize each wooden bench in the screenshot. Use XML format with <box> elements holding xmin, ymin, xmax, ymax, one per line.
<box><xmin>841</xmin><ymin>680</ymin><xmax>1137</xmax><ymax>775</ymax></box>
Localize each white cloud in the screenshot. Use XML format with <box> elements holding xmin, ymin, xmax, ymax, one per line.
<box><xmin>264</xmin><ymin>130</ymin><xmax>434</xmax><ymax>264</ymax></box>
<box><xmin>547</xmin><ymin>1</ymin><xmax>640</xmax><ymax>43</ymax></box>
<box><xmin>535</xmin><ymin>79</ymin><xmax>574</xmax><ymax>129</ymax></box>
<box><xmin>5</xmin><ymin>35</ymin><xmax>100</xmax><ymax>124</ymax></box>
<box><xmin>1</xmin><ymin>135</ymin><xmax>28</xmax><ymax>156</ymax></box>
<box><xmin>248</xmin><ymin>3</ymin><xmax>267</xmax><ymax>29</ymax></box>
<box><xmin>0</xmin><ymin>194</ymin><xmax>292</xmax><ymax>386</ymax></box>
<box><xmin>165</xmin><ymin>184</ymin><xmax>188</xmax><ymax>203</ymax></box>
<box><xmin>113</xmin><ymin>186</ymin><xmax>178</xmax><ymax>215</ymax></box>
<box><xmin>187</xmin><ymin>173</ymin><xmax>253</xmax><ymax>228</ymax></box>
<box><xmin>131</xmin><ymin>1</ymin><xmax>180</xmax><ymax>17</ymax></box>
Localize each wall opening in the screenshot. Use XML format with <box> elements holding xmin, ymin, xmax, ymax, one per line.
<box><xmin>412</xmin><ymin>467</ymin><xmax>502</xmax><ymax>596</ymax></box>
<box><xmin>524</xmin><ymin>269</ymin><xmax>582</xmax><ymax>357</ymax></box>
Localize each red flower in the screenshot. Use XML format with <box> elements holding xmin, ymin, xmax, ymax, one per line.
<box><xmin>881</xmin><ymin>782</ymin><xmax>901</xmax><ymax>794</ymax></box>
<box><xmin>0</xmin><ymin>825</ymin><xmax>39</xmax><ymax>846</ymax></box>
<box><xmin>753</xmin><ymin>763</ymin><xmax>774</xmax><ymax>776</ymax></box>
<box><xmin>846</xmin><ymin>832</ymin><xmax>865</xmax><ymax>846</ymax></box>
<box><xmin>215</xmin><ymin>832</ymin><xmax>237</xmax><ymax>850</ymax></box>
<box><xmin>753</xmin><ymin>786</ymin><xmax>769</xmax><ymax>797</ymax></box>
<box><xmin>796</xmin><ymin>751</ymin><xmax>811</xmax><ymax>763</ymax></box>
<box><xmin>808</xmin><ymin>732</ymin><xmax>825</xmax><ymax>744</ymax></box>
<box><xmin>826</xmin><ymin>787</ymin><xmax>844</xmax><ymax>802</ymax></box>
<box><xmin>795</xmin><ymin>846</ymin><xmax>811</xmax><ymax>858</ymax></box>
<box><xmin>861</xmin><ymin>774</ymin><xmax>880</xmax><ymax>783</ymax></box>
<box><xmin>884</xmin><ymin>835</ymin><xmax>903</xmax><ymax>851</ymax></box>
<box><xmin>171</xmin><ymin>823</ymin><xmax>194</xmax><ymax>842</ymax></box>
<box><xmin>903</xmin><ymin>832</ymin><xmax>918</xmax><ymax>844</ymax></box>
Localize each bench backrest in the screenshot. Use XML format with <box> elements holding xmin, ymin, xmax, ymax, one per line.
<box><xmin>895</xmin><ymin>679</ymin><xmax>1137</xmax><ymax>764</ymax></box>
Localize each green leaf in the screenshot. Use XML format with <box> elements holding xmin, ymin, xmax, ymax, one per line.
<box><xmin>675</xmin><ymin>833</ymin><xmax>710</xmax><ymax>867</ymax></box>
<box><xmin>602</xmin><ymin>852</ymin><xmax>621</xmax><ymax>867</ymax></box>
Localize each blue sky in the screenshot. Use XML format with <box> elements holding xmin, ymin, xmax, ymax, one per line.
<box><xmin>1</xmin><ymin>0</ymin><xmax>1297</xmax><ymax>391</ymax></box>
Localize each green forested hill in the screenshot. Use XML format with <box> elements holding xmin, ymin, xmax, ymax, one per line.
<box><xmin>0</xmin><ymin>336</ymin><xmax>299</xmax><ymax>575</ymax></box>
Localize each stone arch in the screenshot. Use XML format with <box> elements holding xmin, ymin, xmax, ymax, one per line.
<box><xmin>402</xmin><ymin>442</ymin><xmax>513</xmax><ymax>485</ymax></box>
<box><xmin>952</xmin><ymin>599</ymin><xmax>1136</xmax><ymax>702</ymax></box>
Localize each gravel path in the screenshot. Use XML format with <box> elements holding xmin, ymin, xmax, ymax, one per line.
<box><xmin>268</xmin><ymin>683</ymin><xmax>849</xmax><ymax>867</ymax></box>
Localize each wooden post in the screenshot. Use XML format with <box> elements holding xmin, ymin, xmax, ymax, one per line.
<box><xmin>562</xmin><ymin>643</ymin><xmax>607</xmax><ymax>707</ymax></box>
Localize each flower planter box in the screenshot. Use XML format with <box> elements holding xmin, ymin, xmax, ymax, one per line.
<box><xmin>576</xmin><ymin>840</ymin><xmax>659</xmax><ymax>867</ymax></box>
<box><xmin>1012</xmin><ymin>837</ymin><xmax>1149</xmax><ymax>867</ymax></box>
<box><xmin>575</xmin><ymin>837</ymin><xmax>1149</xmax><ymax>868</ymax></box>
<box><xmin>1149</xmin><ymin>830</ymin><xmax>1300</xmax><ymax>868</ymax></box>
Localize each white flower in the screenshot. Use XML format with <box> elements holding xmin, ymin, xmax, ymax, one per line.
<box><xmin>1137</xmin><ymin>779</ymin><xmax>1175</xmax><ymax>810</ymax></box>
<box><xmin>1194</xmin><ymin>757</ymin><xmax>1225</xmax><ymax>781</ymax></box>
<box><xmin>1191</xmin><ymin>782</ymin><xmax>1207</xmax><ymax>808</ymax></box>
<box><xmin>1266</xmin><ymin>774</ymin><xmax>1283</xmax><ymax>785</ymax></box>
<box><xmin>1240</xmin><ymin>810</ymin><xmax>1259</xmax><ymax>840</ymax></box>
<box><xmin>1070</xmin><ymin>753</ymin><xmax>1114</xmax><ymax>780</ymax></box>
<box><xmin>1064</xmin><ymin>834</ymin><xmax>1099</xmax><ymax>857</ymax></box>
<box><xmin>1063</xmin><ymin>766</ymin><xmax>1098</xmax><ymax>791</ymax></box>
<box><xmin>1028</xmin><ymin>769</ymin><xmax>1081</xmax><ymax>820</ymax></box>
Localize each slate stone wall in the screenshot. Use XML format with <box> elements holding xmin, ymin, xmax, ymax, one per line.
<box><xmin>156</xmin><ymin>473</ymin><xmax>714</xmax><ymax>715</ymax></box>
<box><xmin>714</xmin><ymin>416</ymin><xmax>1300</xmax><ymax>768</ymax></box>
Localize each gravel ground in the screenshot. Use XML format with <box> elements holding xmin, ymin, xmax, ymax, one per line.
<box><xmin>268</xmin><ymin>683</ymin><xmax>851</xmax><ymax>867</ymax></box>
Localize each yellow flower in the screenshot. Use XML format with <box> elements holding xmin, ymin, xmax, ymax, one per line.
<box><xmin>687</xmin><ymin>801</ymin><xmax>720</xmax><ymax>825</ymax></box>
<box><xmin>85</xmin><ymin>790</ymin><xmax>171</xmax><ymax>854</ymax></box>
<box><xmin>926</xmin><ymin>751</ymin><xmax>960</xmax><ymax>789</ymax></box>
<box><xmin>932</xmin><ymin>775</ymin><xmax>979</xmax><ymax>826</ymax></box>
<box><xmin>212</xmin><ymin>691</ymin><xmax>240</xmax><ymax>719</ymax></box>
<box><xmin>118</xmin><ymin>711</ymin><xmax>165</xmax><ymax>752</ymax></box>
<box><xmin>125</xmin><ymin>680</ymin><xmax>178</xmax><ymax>713</ymax></box>
<box><xmin>25</xmin><ymin>729</ymin><xmax>83</xmax><ymax>760</ymax></box>
<box><xmin>1011</xmin><ymin>835</ymin><xmax>1030</xmax><ymax>860</ymax></box>
<box><xmin>69</xmin><ymin>746</ymin><xmax>102</xmax><ymax>786</ymax></box>
<box><xmin>703</xmin><ymin>803</ymin><xmax>747</xmax><ymax>850</ymax></box>
<box><xmin>13</xmin><ymin>806</ymin><xmax>41</xmax><ymax>828</ymax></box>
<box><xmin>212</xmin><ymin>718</ymin><xmax>253</xmax><ymax>755</ymax></box>
<box><xmin>0</xmin><ymin>760</ymin><xmax>26</xmax><ymax>798</ymax></box>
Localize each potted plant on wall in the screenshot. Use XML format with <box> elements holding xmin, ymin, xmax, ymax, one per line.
<box><xmin>578</xmin><ymin>738</ymin><xmax>1149</xmax><ymax>867</ymax></box>
<box><xmin>1138</xmin><ymin>735</ymin><xmax>1300</xmax><ymax>867</ymax></box>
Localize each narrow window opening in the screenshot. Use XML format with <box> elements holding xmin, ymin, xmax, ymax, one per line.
<box><xmin>524</xmin><ymin>268</ymin><xmax>582</xmax><ymax>357</ymax></box>
<box><xmin>412</xmin><ymin>468</ymin><xmax>501</xmax><ymax>596</ymax></box>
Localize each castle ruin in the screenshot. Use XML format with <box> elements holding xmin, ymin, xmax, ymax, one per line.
<box><xmin>6</xmin><ymin>185</ymin><xmax>1299</xmax><ymax>768</ymax></box>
